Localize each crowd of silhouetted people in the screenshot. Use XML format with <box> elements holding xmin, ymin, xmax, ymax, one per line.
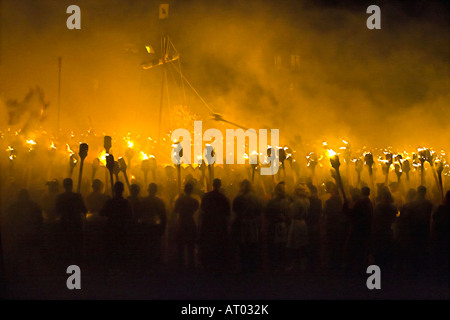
<box><xmin>1</xmin><ymin>173</ymin><xmax>449</xmax><ymax>287</ymax></box>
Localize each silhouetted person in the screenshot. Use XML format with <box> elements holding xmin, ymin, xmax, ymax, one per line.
<box><xmin>396</xmin><ymin>188</ymin><xmax>416</xmax><ymax>272</ymax></box>
<box><xmin>324</xmin><ymin>181</ymin><xmax>347</xmax><ymax>271</ymax></box>
<box><xmin>41</xmin><ymin>179</ymin><xmax>59</xmax><ymax>223</ymax></box>
<box><xmin>306</xmin><ymin>184</ymin><xmax>322</xmax><ymax>271</ymax></box>
<box><xmin>140</xmin><ymin>183</ymin><xmax>167</xmax><ymax>268</ymax></box>
<box><xmin>86</xmin><ymin>179</ymin><xmax>110</xmax><ymax>216</ymax></box>
<box><xmin>199</xmin><ymin>179</ymin><xmax>231</xmax><ymax>273</ymax></box>
<box><xmin>265</xmin><ymin>182</ymin><xmax>290</xmax><ymax>273</ymax></box>
<box><xmin>231</xmin><ymin>180</ymin><xmax>262</xmax><ymax>274</ymax></box>
<box><xmin>55</xmin><ymin>178</ymin><xmax>87</xmax><ymax>265</ymax></box>
<box><xmin>0</xmin><ymin>226</ymin><xmax>5</xmax><ymax>298</ymax></box>
<box><xmin>286</xmin><ymin>184</ymin><xmax>310</xmax><ymax>273</ymax></box>
<box><xmin>128</xmin><ymin>183</ymin><xmax>143</xmax><ymax>223</ymax></box>
<box><xmin>174</xmin><ymin>182</ymin><xmax>199</xmax><ymax>270</ymax></box>
<box><xmin>344</xmin><ymin>186</ymin><xmax>373</xmax><ymax>275</ymax></box>
<box><xmin>100</xmin><ymin>181</ymin><xmax>132</xmax><ymax>271</ymax></box>
<box><xmin>410</xmin><ymin>185</ymin><xmax>433</xmax><ymax>272</ymax></box>
<box><xmin>372</xmin><ymin>188</ymin><xmax>397</xmax><ymax>272</ymax></box>
<box><xmin>85</xmin><ymin>179</ymin><xmax>110</xmax><ymax>270</ymax></box>
<box><xmin>40</xmin><ymin>179</ymin><xmax>60</xmax><ymax>267</ymax></box>
<box><xmin>431</xmin><ymin>190</ymin><xmax>450</xmax><ymax>277</ymax></box>
<box><xmin>5</xmin><ymin>189</ymin><xmax>43</xmax><ymax>279</ymax></box>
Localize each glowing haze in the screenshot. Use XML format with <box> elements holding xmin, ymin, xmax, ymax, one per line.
<box><xmin>0</xmin><ymin>0</ymin><xmax>448</xmax><ymax>152</ymax></box>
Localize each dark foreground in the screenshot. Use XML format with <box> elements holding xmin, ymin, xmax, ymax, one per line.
<box><xmin>3</xmin><ymin>265</ymin><xmax>448</xmax><ymax>300</ymax></box>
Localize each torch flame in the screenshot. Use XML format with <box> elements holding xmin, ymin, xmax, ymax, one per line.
<box><xmin>141</xmin><ymin>151</ymin><xmax>149</xmax><ymax>160</ymax></box>
<box><xmin>327</xmin><ymin>149</ymin><xmax>337</xmax><ymax>158</ymax></box>
<box><xmin>99</xmin><ymin>150</ymin><xmax>107</xmax><ymax>166</ymax></box>
<box><xmin>66</xmin><ymin>144</ymin><xmax>74</xmax><ymax>155</ymax></box>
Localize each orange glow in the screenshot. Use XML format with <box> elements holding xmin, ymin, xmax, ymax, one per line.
<box><xmin>327</xmin><ymin>149</ymin><xmax>337</xmax><ymax>158</ymax></box>
<box><xmin>99</xmin><ymin>150</ymin><xmax>107</xmax><ymax>166</ymax></box>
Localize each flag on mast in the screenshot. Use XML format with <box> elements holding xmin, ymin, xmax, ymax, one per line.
<box><xmin>159</xmin><ymin>4</ymin><xmax>169</xmax><ymax>19</ymax></box>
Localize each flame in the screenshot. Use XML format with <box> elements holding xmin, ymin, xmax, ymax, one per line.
<box><xmin>7</xmin><ymin>146</ymin><xmax>16</xmax><ymax>161</ymax></box>
<box><xmin>66</xmin><ymin>144</ymin><xmax>74</xmax><ymax>155</ymax></box>
<box><xmin>196</xmin><ymin>155</ymin><xmax>203</xmax><ymax>167</ymax></box>
<box><xmin>26</xmin><ymin>139</ymin><xmax>37</xmax><ymax>145</ymax></box>
<box><xmin>127</xmin><ymin>140</ymin><xmax>134</xmax><ymax>148</ymax></box>
<box><xmin>327</xmin><ymin>149</ymin><xmax>337</xmax><ymax>158</ymax></box>
<box><xmin>141</xmin><ymin>151</ymin><xmax>149</xmax><ymax>160</ymax></box>
<box><xmin>99</xmin><ymin>150</ymin><xmax>107</xmax><ymax>166</ymax></box>
<box><xmin>50</xmin><ymin>141</ymin><xmax>56</xmax><ymax>149</ymax></box>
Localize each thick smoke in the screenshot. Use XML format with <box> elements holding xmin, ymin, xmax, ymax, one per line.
<box><xmin>0</xmin><ymin>0</ymin><xmax>448</xmax><ymax>152</ymax></box>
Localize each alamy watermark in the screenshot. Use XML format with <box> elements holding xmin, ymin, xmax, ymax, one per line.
<box><xmin>170</xmin><ymin>121</ymin><xmax>280</xmax><ymax>175</ymax></box>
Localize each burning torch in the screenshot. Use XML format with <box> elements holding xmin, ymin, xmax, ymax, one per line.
<box><xmin>104</xmin><ymin>136</ymin><xmax>112</xmax><ymax>154</ymax></box>
<box><xmin>118</xmin><ymin>157</ymin><xmax>131</xmax><ymax>191</ymax></box>
<box><xmin>106</xmin><ymin>153</ymin><xmax>115</xmax><ymax>196</ymax></box>
<box><xmin>401</xmin><ymin>159</ymin><xmax>410</xmax><ymax>182</ymax></box>
<box><xmin>205</xmin><ymin>144</ymin><xmax>215</xmax><ymax>191</ymax></box>
<box><xmin>364</xmin><ymin>152</ymin><xmax>375</xmax><ymax>189</ymax></box>
<box><xmin>279</xmin><ymin>147</ymin><xmax>287</xmax><ymax>178</ymax></box>
<box><xmin>329</xmin><ymin>150</ymin><xmax>346</xmax><ymax>201</ymax></box>
<box><xmin>249</xmin><ymin>151</ymin><xmax>259</xmax><ymax>183</ymax></box>
<box><xmin>354</xmin><ymin>158</ymin><xmax>363</xmax><ymax>187</ymax></box>
<box><xmin>306</xmin><ymin>152</ymin><xmax>318</xmax><ymax>176</ymax></box>
<box><xmin>6</xmin><ymin>146</ymin><xmax>17</xmax><ymax>174</ymax></box>
<box><xmin>48</xmin><ymin>142</ymin><xmax>57</xmax><ymax>180</ymax></box>
<box><xmin>104</xmin><ymin>136</ymin><xmax>112</xmax><ymax>191</ymax></box>
<box><xmin>113</xmin><ymin>161</ymin><xmax>120</xmax><ymax>183</ymax></box>
<box><xmin>436</xmin><ymin>159</ymin><xmax>444</xmax><ymax>201</ymax></box>
<box><xmin>171</xmin><ymin>142</ymin><xmax>183</xmax><ymax>195</ymax></box>
<box><xmin>69</xmin><ymin>153</ymin><xmax>78</xmax><ymax>178</ymax></box>
<box><xmin>419</xmin><ymin>148</ymin><xmax>433</xmax><ymax>186</ymax></box>
<box><xmin>77</xmin><ymin>143</ymin><xmax>89</xmax><ymax>193</ymax></box>
<box><xmin>125</xmin><ymin>140</ymin><xmax>135</xmax><ymax>170</ymax></box>
<box><xmin>141</xmin><ymin>152</ymin><xmax>150</xmax><ymax>189</ymax></box>
<box><xmin>381</xmin><ymin>152</ymin><xmax>393</xmax><ymax>185</ymax></box>
<box><xmin>393</xmin><ymin>154</ymin><xmax>403</xmax><ymax>183</ymax></box>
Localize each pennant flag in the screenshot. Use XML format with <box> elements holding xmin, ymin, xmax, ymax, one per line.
<box><xmin>159</xmin><ymin>4</ymin><xmax>169</xmax><ymax>19</ymax></box>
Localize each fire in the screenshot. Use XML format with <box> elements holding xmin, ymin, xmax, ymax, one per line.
<box><xmin>66</xmin><ymin>144</ymin><xmax>74</xmax><ymax>155</ymax></box>
<box><xmin>127</xmin><ymin>140</ymin><xmax>134</xmax><ymax>148</ymax></box>
<box><xmin>327</xmin><ymin>149</ymin><xmax>337</xmax><ymax>158</ymax></box>
<box><xmin>99</xmin><ymin>150</ymin><xmax>107</xmax><ymax>166</ymax></box>
<box><xmin>26</xmin><ymin>139</ymin><xmax>37</xmax><ymax>145</ymax></box>
<box><xmin>7</xmin><ymin>146</ymin><xmax>16</xmax><ymax>161</ymax></box>
<box><xmin>50</xmin><ymin>141</ymin><xmax>56</xmax><ymax>149</ymax></box>
<box><xmin>141</xmin><ymin>151</ymin><xmax>149</xmax><ymax>160</ymax></box>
